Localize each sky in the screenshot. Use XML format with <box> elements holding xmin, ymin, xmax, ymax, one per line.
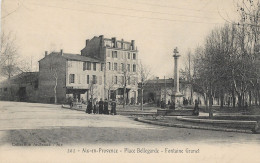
<box><xmin>1</xmin><ymin>0</ymin><xmax>239</xmax><ymax>78</ymax></box>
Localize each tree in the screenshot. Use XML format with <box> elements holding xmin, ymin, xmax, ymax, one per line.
<box><xmin>0</xmin><ymin>31</ymin><xmax>19</xmax><ymax>79</ymax></box>
<box><xmin>89</xmin><ymin>77</ymin><xmax>98</xmax><ymax>103</ymax></box>
<box><xmin>138</xmin><ymin>61</ymin><xmax>151</xmax><ymax>110</ymax></box>
<box><xmin>0</xmin><ymin>31</ymin><xmax>30</xmax><ymax>80</ymax></box>
<box><xmin>117</xmin><ymin>59</ymin><xmax>138</xmax><ymax>109</ymax></box>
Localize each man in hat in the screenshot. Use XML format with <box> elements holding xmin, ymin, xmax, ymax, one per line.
<box><xmin>111</xmin><ymin>99</ymin><xmax>117</xmax><ymax>115</ymax></box>
<box><xmin>104</xmin><ymin>98</ymin><xmax>109</xmax><ymax>115</ymax></box>
<box><xmin>99</xmin><ymin>98</ymin><xmax>104</xmax><ymax>114</ymax></box>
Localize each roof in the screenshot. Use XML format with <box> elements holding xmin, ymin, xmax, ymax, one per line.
<box><xmin>0</xmin><ymin>72</ymin><xmax>39</xmax><ymax>85</ymax></box>
<box><xmin>62</xmin><ymin>53</ymin><xmax>101</xmax><ymax>63</ymax></box>
<box><xmin>145</xmin><ymin>78</ymin><xmax>189</xmax><ymax>85</ymax></box>
<box><xmin>40</xmin><ymin>52</ymin><xmax>102</xmax><ymax>63</ymax></box>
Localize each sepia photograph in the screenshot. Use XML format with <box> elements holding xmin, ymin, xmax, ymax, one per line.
<box><xmin>1</xmin><ymin>0</ymin><xmax>260</xmax><ymax>162</ymax></box>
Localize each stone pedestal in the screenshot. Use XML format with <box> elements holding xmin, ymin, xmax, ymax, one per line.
<box><xmin>171</xmin><ymin>92</ymin><xmax>183</xmax><ymax>106</ymax></box>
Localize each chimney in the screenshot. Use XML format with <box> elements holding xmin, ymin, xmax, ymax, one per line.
<box><xmin>131</xmin><ymin>40</ymin><xmax>135</xmax><ymax>50</ymax></box>
<box><xmin>121</xmin><ymin>39</ymin><xmax>124</xmax><ymax>48</ymax></box>
<box><xmin>60</xmin><ymin>49</ymin><xmax>63</xmax><ymax>56</ymax></box>
<box><xmin>99</xmin><ymin>35</ymin><xmax>104</xmax><ymax>46</ymax></box>
<box><xmin>86</xmin><ymin>39</ymin><xmax>89</xmax><ymax>46</ymax></box>
<box><xmin>45</xmin><ymin>51</ymin><xmax>48</xmax><ymax>57</ymax></box>
<box><xmin>112</xmin><ymin>37</ymin><xmax>117</xmax><ymax>48</ymax></box>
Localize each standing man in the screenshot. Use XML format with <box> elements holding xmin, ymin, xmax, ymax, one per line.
<box><xmin>99</xmin><ymin>98</ymin><xmax>104</xmax><ymax>114</ymax></box>
<box><xmin>104</xmin><ymin>98</ymin><xmax>109</xmax><ymax>115</ymax></box>
<box><xmin>193</xmin><ymin>99</ymin><xmax>199</xmax><ymax>116</ymax></box>
<box><xmin>111</xmin><ymin>99</ymin><xmax>117</xmax><ymax>115</ymax></box>
<box><xmin>87</xmin><ymin>99</ymin><xmax>93</xmax><ymax>114</ymax></box>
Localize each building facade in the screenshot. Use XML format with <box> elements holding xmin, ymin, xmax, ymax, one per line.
<box><xmin>38</xmin><ymin>50</ymin><xmax>104</xmax><ymax>103</ymax></box>
<box><xmin>81</xmin><ymin>35</ymin><xmax>139</xmax><ymax>104</ymax></box>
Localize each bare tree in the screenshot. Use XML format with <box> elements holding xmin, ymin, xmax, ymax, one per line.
<box><xmin>138</xmin><ymin>61</ymin><xmax>151</xmax><ymax>110</ymax></box>
<box><xmin>88</xmin><ymin>77</ymin><xmax>98</xmax><ymax>103</ymax></box>
<box><xmin>0</xmin><ymin>31</ymin><xmax>19</xmax><ymax>79</ymax></box>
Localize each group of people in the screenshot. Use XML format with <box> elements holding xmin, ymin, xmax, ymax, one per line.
<box><xmin>86</xmin><ymin>98</ymin><xmax>117</xmax><ymax>115</ymax></box>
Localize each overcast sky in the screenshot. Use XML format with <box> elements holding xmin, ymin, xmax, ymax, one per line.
<box><xmin>1</xmin><ymin>0</ymin><xmax>239</xmax><ymax>78</ymax></box>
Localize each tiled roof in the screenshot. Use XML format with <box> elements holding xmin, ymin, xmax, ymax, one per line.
<box><xmin>0</xmin><ymin>72</ymin><xmax>39</xmax><ymax>85</ymax></box>
<box><xmin>50</xmin><ymin>52</ymin><xmax>102</xmax><ymax>62</ymax></box>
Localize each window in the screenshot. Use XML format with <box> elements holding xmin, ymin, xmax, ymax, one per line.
<box><xmin>121</xmin><ymin>76</ymin><xmax>124</xmax><ymax>84</ymax></box>
<box><xmin>87</xmin><ymin>62</ymin><xmax>91</xmax><ymax>70</ymax></box>
<box><xmin>133</xmin><ymin>53</ymin><xmax>136</xmax><ymax>60</ymax></box>
<box><xmin>132</xmin><ymin>77</ymin><xmax>136</xmax><ymax>85</ymax></box>
<box><xmin>128</xmin><ymin>52</ymin><xmax>130</xmax><ymax>59</ymax></box>
<box><xmin>99</xmin><ymin>76</ymin><xmax>102</xmax><ymax>85</ymax></box>
<box><xmin>114</xmin><ymin>63</ymin><xmax>117</xmax><ymax>71</ymax></box>
<box><xmin>87</xmin><ymin>75</ymin><xmax>89</xmax><ymax>84</ymax></box>
<box><xmin>133</xmin><ymin>64</ymin><xmax>136</xmax><ymax>72</ymax></box>
<box><xmin>115</xmin><ymin>76</ymin><xmax>117</xmax><ymax>84</ymax></box>
<box><xmin>121</xmin><ymin>63</ymin><xmax>124</xmax><ymax>71</ymax></box>
<box><xmin>93</xmin><ymin>63</ymin><xmax>96</xmax><ymax>71</ymax></box>
<box><xmin>127</xmin><ymin>64</ymin><xmax>130</xmax><ymax>72</ymax></box>
<box><xmin>107</xmin><ymin>50</ymin><xmax>111</xmax><ymax>57</ymax></box>
<box><xmin>83</xmin><ymin>62</ymin><xmax>86</xmax><ymax>70</ymax></box>
<box><xmin>101</xmin><ymin>63</ymin><xmax>104</xmax><ymax>71</ymax></box>
<box><xmin>92</xmin><ymin>75</ymin><xmax>97</xmax><ymax>84</ymax></box>
<box><xmin>108</xmin><ymin>62</ymin><xmax>111</xmax><ymax>70</ymax></box>
<box><xmin>128</xmin><ymin>77</ymin><xmax>131</xmax><ymax>85</ymax></box>
<box><xmin>69</xmin><ymin>74</ymin><xmax>75</xmax><ymax>83</ymax></box>
<box><xmin>4</xmin><ymin>88</ymin><xmax>7</xmax><ymax>92</ymax></box>
<box><xmin>112</xmin><ymin>51</ymin><xmax>117</xmax><ymax>58</ymax></box>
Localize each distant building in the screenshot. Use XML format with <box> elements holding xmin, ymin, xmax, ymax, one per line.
<box><xmin>139</xmin><ymin>77</ymin><xmax>213</xmax><ymax>106</ymax></box>
<box><xmin>0</xmin><ymin>72</ymin><xmax>39</xmax><ymax>102</ymax></box>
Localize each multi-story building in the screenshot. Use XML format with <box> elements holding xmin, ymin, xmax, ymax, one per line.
<box><xmin>38</xmin><ymin>50</ymin><xmax>104</xmax><ymax>103</ymax></box>
<box><xmin>81</xmin><ymin>35</ymin><xmax>139</xmax><ymax>104</ymax></box>
<box><xmin>37</xmin><ymin>35</ymin><xmax>138</xmax><ymax>104</ymax></box>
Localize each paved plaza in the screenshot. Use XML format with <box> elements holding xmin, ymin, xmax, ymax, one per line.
<box><xmin>0</xmin><ymin>101</ymin><xmax>260</xmax><ymax>146</ymax></box>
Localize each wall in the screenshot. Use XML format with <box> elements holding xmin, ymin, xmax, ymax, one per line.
<box><xmin>38</xmin><ymin>53</ymin><xmax>67</xmax><ymax>103</ymax></box>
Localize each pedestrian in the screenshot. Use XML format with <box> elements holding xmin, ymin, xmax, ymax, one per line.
<box><xmin>111</xmin><ymin>99</ymin><xmax>117</xmax><ymax>115</ymax></box>
<box><xmin>69</xmin><ymin>97</ymin><xmax>73</xmax><ymax>109</ymax></box>
<box><xmin>93</xmin><ymin>100</ymin><xmax>97</xmax><ymax>114</ymax></box>
<box><xmin>193</xmin><ymin>100</ymin><xmax>199</xmax><ymax>116</ymax></box>
<box><xmin>104</xmin><ymin>98</ymin><xmax>109</xmax><ymax>115</ymax></box>
<box><xmin>96</xmin><ymin>100</ymin><xmax>99</xmax><ymax>114</ymax></box>
<box><xmin>99</xmin><ymin>98</ymin><xmax>104</xmax><ymax>114</ymax></box>
<box><xmin>160</xmin><ymin>99</ymin><xmax>164</xmax><ymax>108</ymax></box>
<box><xmin>87</xmin><ymin>99</ymin><xmax>93</xmax><ymax>114</ymax></box>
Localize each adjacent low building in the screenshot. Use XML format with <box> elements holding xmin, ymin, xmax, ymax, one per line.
<box><xmin>0</xmin><ymin>72</ymin><xmax>39</xmax><ymax>102</ymax></box>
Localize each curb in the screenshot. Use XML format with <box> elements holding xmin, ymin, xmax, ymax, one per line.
<box><xmin>135</xmin><ymin>117</ymin><xmax>253</xmax><ymax>134</ymax></box>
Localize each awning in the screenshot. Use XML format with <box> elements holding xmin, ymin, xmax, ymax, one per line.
<box><xmin>66</xmin><ymin>88</ymin><xmax>88</xmax><ymax>94</ymax></box>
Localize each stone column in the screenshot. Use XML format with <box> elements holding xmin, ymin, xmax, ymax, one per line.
<box><xmin>172</xmin><ymin>47</ymin><xmax>182</xmax><ymax>106</ymax></box>
<box><xmin>173</xmin><ymin>47</ymin><xmax>180</xmax><ymax>93</ymax></box>
<box><xmin>174</xmin><ymin>54</ymin><xmax>180</xmax><ymax>93</ymax></box>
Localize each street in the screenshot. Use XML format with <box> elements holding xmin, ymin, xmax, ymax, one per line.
<box><xmin>0</xmin><ymin>101</ymin><xmax>260</xmax><ymax>146</ymax></box>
